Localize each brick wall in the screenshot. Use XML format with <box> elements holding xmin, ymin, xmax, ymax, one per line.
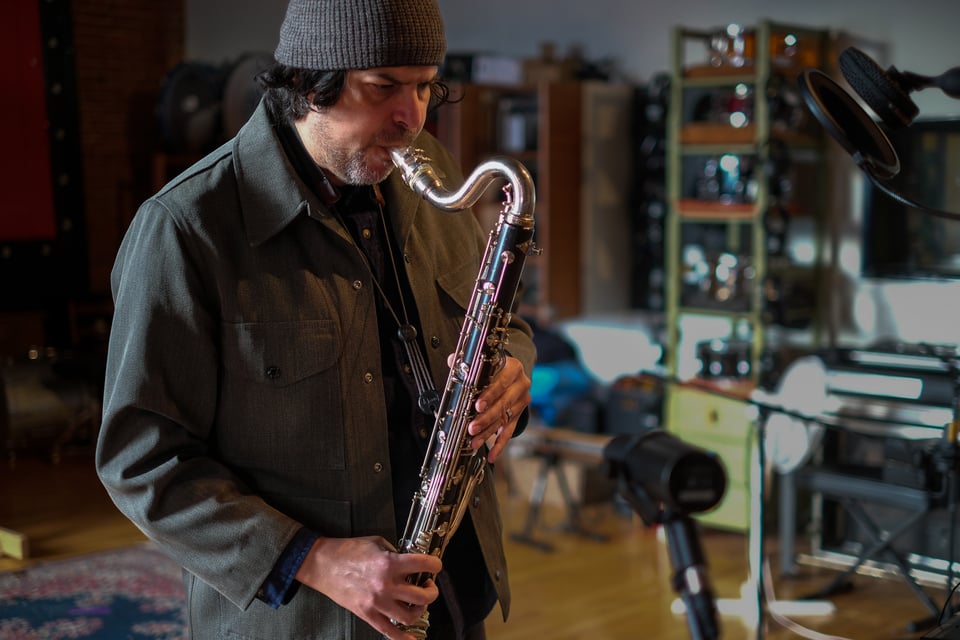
<box><xmin>72</xmin><ymin>0</ymin><xmax>185</xmax><ymax>295</ymax></box>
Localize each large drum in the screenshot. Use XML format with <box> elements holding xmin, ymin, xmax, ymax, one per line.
<box><xmin>0</xmin><ymin>349</ymin><xmax>101</xmax><ymax>463</ymax></box>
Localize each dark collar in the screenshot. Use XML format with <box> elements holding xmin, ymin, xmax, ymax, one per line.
<box><xmin>232</xmin><ymin>100</ymin><xmax>423</xmax><ymax>247</ymax></box>
<box><xmin>274</xmin><ymin>118</ymin><xmax>341</xmax><ymax>207</ymax></box>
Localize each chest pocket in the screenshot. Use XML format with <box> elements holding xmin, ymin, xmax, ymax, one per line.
<box><xmin>218</xmin><ymin>320</ymin><xmax>346</xmax><ymax>473</ymax></box>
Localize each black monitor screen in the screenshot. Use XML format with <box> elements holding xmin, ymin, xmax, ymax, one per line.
<box><xmin>861</xmin><ymin>118</ymin><xmax>960</xmax><ymax>280</ymax></box>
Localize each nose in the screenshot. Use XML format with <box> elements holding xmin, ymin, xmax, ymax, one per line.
<box><xmin>393</xmin><ymin>86</ymin><xmax>430</xmax><ymax>132</ymax></box>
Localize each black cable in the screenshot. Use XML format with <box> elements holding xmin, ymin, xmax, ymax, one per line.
<box><xmin>755</xmin><ymin>409</ymin><xmax>767</xmax><ymax>640</ymax></box>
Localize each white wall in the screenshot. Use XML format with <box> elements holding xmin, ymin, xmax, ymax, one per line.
<box><xmin>187</xmin><ymin>0</ymin><xmax>960</xmax><ymax>117</ymax></box>
<box><xmin>185</xmin><ymin>0</ymin><xmax>960</xmax><ymax>349</ymax></box>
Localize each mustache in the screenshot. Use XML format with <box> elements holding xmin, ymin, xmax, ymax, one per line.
<box><xmin>377</xmin><ymin>125</ymin><xmax>418</xmax><ymax>149</ymax></box>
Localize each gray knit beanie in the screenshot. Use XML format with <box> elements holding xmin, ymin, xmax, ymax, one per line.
<box><xmin>275</xmin><ymin>0</ymin><xmax>446</xmax><ymax>70</ymax></box>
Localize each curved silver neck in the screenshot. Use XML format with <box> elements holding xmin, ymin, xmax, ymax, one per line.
<box><xmin>389</xmin><ymin>146</ymin><xmax>536</xmax><ymax>227</ymax></box>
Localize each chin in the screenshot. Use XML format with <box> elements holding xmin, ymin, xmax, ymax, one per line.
<box><xmin>369</xmin><ymin>149</ymin><xmax>395</xmax><ymax>179</ymax></box>
<box><xmin>339</xmin><ymin>149</ymin><xmax>390</xmax><ymax>186</ymax></box>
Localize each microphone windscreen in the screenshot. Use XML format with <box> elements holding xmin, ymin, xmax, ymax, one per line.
<box><xmin>839</xmin><ymin>46</ymin><xmax>918</xmax><ymax>129</ymax></box>
<box><xmin>797</xmin><ymin>69</ymin><xmax>900</xmax><ymax>179</ymax></box>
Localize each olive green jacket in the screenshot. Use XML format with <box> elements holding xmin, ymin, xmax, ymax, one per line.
<box><xmin>96</xmin><ymin>101</ymin><xmax>536</xmax><ymax>640</ymax></box>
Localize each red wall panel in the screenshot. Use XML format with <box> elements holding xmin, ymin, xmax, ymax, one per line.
<box><xmin>0</xmin><ymin>2</ymin><xmax>58</xmax><ymax>241</ymax></box>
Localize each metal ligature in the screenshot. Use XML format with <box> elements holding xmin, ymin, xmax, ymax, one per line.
<box><xmin>388</xmin><ymin>146</ymin><xmax>537</xmax><ymax>638</ymax></box>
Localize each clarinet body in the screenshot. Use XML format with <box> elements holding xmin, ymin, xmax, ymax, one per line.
<box><xmin>388</xmin><ymin>146</ymin><xmax>537</xmax><ymax>638</ymax></box>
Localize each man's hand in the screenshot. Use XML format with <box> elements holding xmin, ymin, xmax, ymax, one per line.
<box><xmin>467</xmin><ymin>355</ymin><xmax>532</xmax><ymax>463</ymax></box>
<box><xmin>295</xmin><ymin>536</ymin><xmax>443</xmax><ymax>640</ymax></box>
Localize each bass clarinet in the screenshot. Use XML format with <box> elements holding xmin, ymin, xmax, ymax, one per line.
<box><xmin>388</xmin><ymin>146</ymin><xmax>537</xmax><ymax>639</ymax></box>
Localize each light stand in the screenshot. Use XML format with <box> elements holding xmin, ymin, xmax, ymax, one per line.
<box><xmin>636</xmin><ymin>364</ymin><xmax>837</xmax><ymax>638</ymax></box>
<box><xmin>622</xmin><ymin>481</ymin><xmax>720</xmax><ymax>640</ymax></box>
<box><xmin>603</xmin><ymin>430</ymin><xmax>727</xmax><ymax>640</ymax></box>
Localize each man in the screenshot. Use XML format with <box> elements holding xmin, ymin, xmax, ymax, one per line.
<box><xmin>95</xmin><ymin>1</ymin><xmax>535</xmax><ymax>638</ymax></box>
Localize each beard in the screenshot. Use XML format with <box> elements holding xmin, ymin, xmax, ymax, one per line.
<box><xmin>315</xmin><ymin>121</ymin><xmax>417</xmax><ymax>186</ymax></box>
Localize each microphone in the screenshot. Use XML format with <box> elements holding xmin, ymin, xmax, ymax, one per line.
<box><xmin>839</xmin><ymin>46</ymin><xmax>960</xmax><ymax>129</ymax></box>
<box><xmin>839</xmin><ymin>47</ymin><xmax>918</xmax><ymax>129</ymax></box>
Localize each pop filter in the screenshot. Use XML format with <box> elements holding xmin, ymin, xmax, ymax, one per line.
<box><xmin>797</xmin><ymin>67</ymin><xmax>900</xmax><ymax>180</ymax></box>
<box><xmin>798</xmin><ymin>66</ymin><xmax>960</xmax><ymax>222</ymax></box>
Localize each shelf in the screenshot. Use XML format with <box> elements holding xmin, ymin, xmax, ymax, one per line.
<box><xmin>683</xmin><ymin>62</ymin><xmax>812</xmax><ymax>82</ymax></box>
<box><xmin>679</xmin><ymin>123</ymin><xmax>822</xmax><ymax>149</ymax></box>
<box><xmin>683</xmin><ymin>65</ymin><xmax>758</xmax><ymax>82</ymax></box>
<box><xmin>675</xmin><ymin>199</ymin><xmax>759</xmax><ymax>219</ymax></box>
<box><xmin>673</xmin><ymin>306</ymin><xmax>756</xmax><ymax>321</ymax></box>
<box><xmin>679</xmin><ymin>376</ymin><xmax>756</xmax><ymax>401</ymax></box>
<box><xmin>680</xmin><ymin>123</ymin><xmax>756</xmax><ymax>145</ymax></box>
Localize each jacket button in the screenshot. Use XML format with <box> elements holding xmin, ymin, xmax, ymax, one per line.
<box><xmin>495</xmin><ymin>569</ymin><xmax>502</xmax><ymax>581</ymax></box>
<box><xmin>265</xmin><ymin>366</ymin><xmax>281</xmax><ymax>379</ymax></box>
<box><xmin>430</xmin><ymin>336</ymin><xmax>440</xmax><ymax>348</ymax></box>
<box><xmin>363</xmin><ymin>372</ymin><xmax>374</xmax><ymax>384</ymax></box>
<box><xmin>472</xmin><ymin>495</ymin><xmax>480</xmax><ymax>508</ymax></box>
<box><xmin>419</xmin><ymin>428</ymin><xmax>428</xmax><ymax>439</ymax></box>
<box><xmin>353</xmin><ymin>280</ymin><xmax>363</xmax><ymax>290</ymax></box>
<box><xmin>373</xmin><ymin>462</ymin><xmax>383</xmax><ymax>473</ymax></box>
<box><xmin>404</xmin><ymin>253</ymin><xmax>412</xmax><ymax>263</ymax></box>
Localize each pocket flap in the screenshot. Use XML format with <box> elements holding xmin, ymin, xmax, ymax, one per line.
<box><xmin>437</xmin><ymin>259</ymin><xmax>479</xmax><ymax>311</ymax></box>
<box><xmin>223</xmin><ymin>320</ymin><xmax>340</xmax><ymax>386</ymax></box>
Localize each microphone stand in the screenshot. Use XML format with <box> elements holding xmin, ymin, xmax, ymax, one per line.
<box><xmin>616</xmin><ymin>475</ymin><xmax>721</xmax><ymax>640</ymax></box>
<box><xmin>707</xmin><ymin>399</ymin><xmax>833</xmax><ymax>640</ymax></box>
<box><xmin>906</xmin><ymin>355</ymin><xmax>960</xmax><ymax>632</ymax></box>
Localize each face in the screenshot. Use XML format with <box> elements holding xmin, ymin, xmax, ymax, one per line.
<box><xmin>295</xmin><ymin>66</ymin><xmax>438</xmax><ymax>186</ymax></box>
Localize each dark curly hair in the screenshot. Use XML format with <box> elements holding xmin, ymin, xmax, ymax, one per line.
<box><xmin>257</xmin><ymin>63</ymin><xmax>454</xmax><ymax>122</ymax></box>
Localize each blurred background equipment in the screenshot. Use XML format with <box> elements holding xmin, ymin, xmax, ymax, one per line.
<box><xmin>156</xmin><ymin>52</ymin><xmax>273</xmax><ymax>156</ymax></box>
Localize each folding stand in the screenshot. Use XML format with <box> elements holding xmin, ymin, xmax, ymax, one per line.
<box><xmin>510</xmin><ymin>426</ymin><xmax>611</xmax><ymax>552</ymax></box>
<box><xmin>796</xmin><ymin>467</ymin><xmax>941</xmax><ymax>619</ymax></box>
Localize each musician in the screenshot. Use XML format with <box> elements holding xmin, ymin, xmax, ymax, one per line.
<box><xmin>95</xmin><ymin>1</ymin><xmax>535</xmax><ymax>638</ymax></box>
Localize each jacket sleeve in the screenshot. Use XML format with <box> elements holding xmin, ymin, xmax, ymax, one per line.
<box><xmin>96</xmin><ymin>198</ymin><xmax>303</xmax><ymax>610</ymax></box>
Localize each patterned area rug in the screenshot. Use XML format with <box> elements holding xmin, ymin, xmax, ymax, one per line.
<box><xmin>0</xmin><ymin>543</ymin><xmax>186</xmax><ymax>639</ymax></box>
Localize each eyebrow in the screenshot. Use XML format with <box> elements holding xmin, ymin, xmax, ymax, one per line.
<box><xmin>367</xmin><ymin>71</ymin><xmax>438</xmax><ymax>85</ymax></box>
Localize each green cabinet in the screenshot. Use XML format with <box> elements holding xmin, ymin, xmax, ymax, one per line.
<box><xmin>667</xmin><ymin>383</ymin><xmax>757</xmax><ymax>530</ymax></box>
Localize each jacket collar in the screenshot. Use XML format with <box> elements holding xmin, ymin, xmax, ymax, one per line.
<box><xmin>233</xmin><ymin>100</ymin><xmax>425</xmax><ymax>248</ymax></box>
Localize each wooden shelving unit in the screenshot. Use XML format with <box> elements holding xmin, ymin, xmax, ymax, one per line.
<box><xmin>662</xmin><ymin>21</ymin><xmax>833</xmax><ymax>531</ymax></box>
<box><xmin>432</xmin><ymin>81</ymin><xmax>634</xmax><ymax>324</ymax></box>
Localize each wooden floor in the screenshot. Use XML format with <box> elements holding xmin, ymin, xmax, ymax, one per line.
<box><xmin>1</xmin><ymin>451</ymin><xmax>955</xmax><ymax>640</ymax></box>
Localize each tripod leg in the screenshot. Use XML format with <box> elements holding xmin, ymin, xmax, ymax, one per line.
<box><xmin>552</xmin><ymin>457</ymin><xmax>608</xmax><ymax>543</ymax></box>
<box><xmin>803</xmin><ymin>499</ymin><xmax>939</xmax><ymax>616</ymax></box>
<box><xmin>510</xmin><ymin>454</ymin><xmax>556</xmax><ymax>552</ymax></box>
